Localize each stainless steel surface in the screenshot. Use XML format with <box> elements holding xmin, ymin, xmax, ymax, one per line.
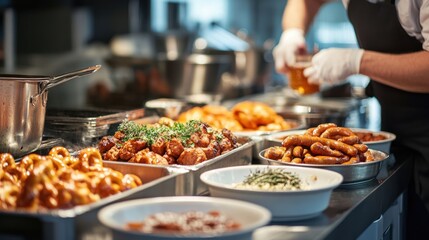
<box><xmin>144</xmin><ymin>98</ymin><xmax>187</xmax><ymax>119</ymax></box>
<box><xmin>176</xmin><ymin>53</ymin><xmax>233</xmax><ymax>97</ymax></box>
<box><xmin>275</xmin><ymin>105</ymin><xmax>349</xmax><ymax>128</ymax></box>
<box><xmin>0</xmin><ymin>162</ymin><xmax>187</xmax><ymax>240</ymax></box>
<box><xmin>45</xmin><ymin>108</ymin><xmax>145</xmax><ymax>127</ymax></box>
<box><xmin>44</xmin><ymin>108</ymin><xmax>145</xmax><ymax>145</ymax></box>
<box><xmin>0</xmin><ymin>65</ymin><xmax>101</xmax><ymax>157</ymax></box>
<box><xmin>259</xmin><ymin>149</ymin><xmax>389</xmax><ymax>184</ymax></box>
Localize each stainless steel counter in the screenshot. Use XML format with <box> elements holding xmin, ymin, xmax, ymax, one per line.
<box><xmin>252</xmin><ymin>155</ymin><xmax>412</xmax><ymax>240</ymax></box>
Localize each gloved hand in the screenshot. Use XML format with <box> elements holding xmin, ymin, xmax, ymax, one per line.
<box><xmin>304</xmin><ymin>48</ymin><xmax>364</xmax><ymax>85</ymax></box>
<box><xmin>273</xmin><ymin>28</ymin><xmax>306</xmax><ymax>74</ymax></box>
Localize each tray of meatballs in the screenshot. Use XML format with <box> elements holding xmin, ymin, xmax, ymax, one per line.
<box><xmin>97</xmin><ymin>117</ymin><xmax>254</xmax><ymax>195</ymax></box>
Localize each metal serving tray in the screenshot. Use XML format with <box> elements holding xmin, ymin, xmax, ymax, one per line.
<box><xmin>0</xmin><ymin>162</ymin><xmax>187</xmax><ymax>240</ymax></box>
<box><xmin>258</xmin><ymin>149</ymin><xmax>389</xmax><ymax>185</ymax></box>
<box><xmin>102</xmin><ymin>136</ymin><xmax>254</xmax><ymax>196</ymax></box>
<box><xmin>44</xmin><ymin>108</ymin><xmax>146</xmax><ymax>145</ymax></box>
<box><xmin>45</xmin><ymin>108</ymin><xmax>145</xmax><ymax>127</ymax></box>
<box><xmin>172</xmin><ymin>136</ymin><xmax>254</xmax><ymax>195</ymax></box>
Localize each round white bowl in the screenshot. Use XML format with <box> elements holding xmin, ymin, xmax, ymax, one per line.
<box><xmin>98</xmin><ymin>196</ymin><xmax>271</xmax><ymax>240</ymax></box>
<box><xmin>200</xmin><ymin>165</ymin><xmax>343</xmax><ymax>221</ymax></box>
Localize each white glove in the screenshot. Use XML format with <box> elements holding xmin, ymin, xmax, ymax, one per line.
<box><xmin>304</xmin><ymin>48</ymin><xmax>364</xmax><ymax>85</ymax></box>
<box><xmin>273</xmin><ymin>28</ymin><xmax>306</xmax><ymax>73</ymax></box>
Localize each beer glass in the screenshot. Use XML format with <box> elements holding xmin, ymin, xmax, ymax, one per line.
<box><xmin>287</xmin><ymin>54</ymin><xmax>319</xmax><ymax>95</ymax></box>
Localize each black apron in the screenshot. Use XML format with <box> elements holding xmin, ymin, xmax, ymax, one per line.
<box><xmin>348</xmin><ymin>0</ymin><xmax>429</xmax><ymax>236</ymax></box>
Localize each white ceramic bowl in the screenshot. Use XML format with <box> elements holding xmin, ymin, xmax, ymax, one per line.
<box><xmin>98</xmin><ymin>196</ymin><xmax>271</xmax><ymax>240</ymax></box>
<box><xmin>266</xmin><ymin>128</ymin><xmax>396</xmax><ymax>153</ymax></box>
<box><xmin>200</xmin><ymin>165</ymin><xmax>343</xmax><ymax>221</ymax></box>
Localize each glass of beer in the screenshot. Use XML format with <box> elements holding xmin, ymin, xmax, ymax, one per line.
<box><xmin>287</xmin><ymin>54</ymin><xmax>319</xmax><ymax>95</ymax></box>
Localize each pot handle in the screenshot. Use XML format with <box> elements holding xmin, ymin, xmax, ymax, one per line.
<box><xmin>41</xmin><ymin>65</ymin><xmax>101</xmax><ymax>93</ymax></box>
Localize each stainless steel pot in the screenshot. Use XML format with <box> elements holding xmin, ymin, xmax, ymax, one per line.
<box><xmin>0</xmin><ymin>65</ymin><xmax>101</xmax><ymax>157</ymax></box>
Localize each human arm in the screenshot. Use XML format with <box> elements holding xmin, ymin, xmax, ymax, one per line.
<box><xmin>304</xmin><ymin>48</ymin><xmax>429</xmax><ymax>93</ymax></box>
<box><xmin>360</xmin><ymin>50</ymin><xmax>429</xmax><ymax>93</ymax></box>
<box><xmin>281</xmin><ymin>0</ymin><xmax>329</xmax><ymax>33</ymax></box>
<box><xmin>273</xmin><ymin>0</ymin><xmax>330</xmax><ymax>74</ymax></box>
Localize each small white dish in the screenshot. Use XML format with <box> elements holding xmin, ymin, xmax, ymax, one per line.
<box><xmin>200</xmin><ymin>165</ymin><xmax>343</xmax><ymax>221</ymax></box>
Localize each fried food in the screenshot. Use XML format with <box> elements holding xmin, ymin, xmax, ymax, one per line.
<box><xmin>178</xmin><ymin>106</ymin><xmax>243</xmax><ymax>131</ymax></box>
<box><xmin>99</xmin><ymin>119</ymin><xmax>239</xmax><ymax>166</ymax></box>
<box><xmin>178</xmin><ymin>101</ymin><xmax>296</xmax><ymax>132</ymax></box>
<box><xmin>0</xmin><ymin>147</ymin><xmax>142</xmax><ymax>211</ymax></box>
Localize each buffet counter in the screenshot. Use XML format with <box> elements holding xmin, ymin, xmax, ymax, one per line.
<box><xmin>253</xmin><ymin>154</ymin><xmax>412</xmax><ymax>240</ymax></box>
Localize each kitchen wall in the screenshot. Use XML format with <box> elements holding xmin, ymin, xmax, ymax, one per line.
<box><xmin>0</xmin><ymin>0</ymin><xmax>359</xmax><ymax>109</ymax></box>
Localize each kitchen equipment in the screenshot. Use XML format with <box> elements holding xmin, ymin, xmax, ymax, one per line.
<box><xmin>195</xmin><ymin>25</ymin><xmax>274</xmax><ymax>99</ymax></box>
<box><xmin>144</xmin><ymin>98</ymin><xmax>187</xmax><ymax>119</ymax></box>
<box><xmin>175</xmin><ymin>53</ymin><xmax>233</xmax><ymax>97</ymax></box>
<box><xmin>0</xmin><ymin>65</ymin><xmax>101</xmax><ymax>157</ymax></box>
<box><xmin>276</xmin><ymin>104</ymin><xmax>350</xmax><ymax>127</ymax></box>
<box><xmin>200</xmin><ymin>165</ymin><xmax>342</xmax><ymax>221</ymax></box>
<box><xmin>44</xmin><ymin>108</ymin><xmax>145</xmax><ymax>146</ymax></box>
<box><xmin>259</xmin><ymin>149</ymin><xmax>389</xmax><ymax>185</ymax></box>
<box><xmin>98</xmin><ymin>196</ymin><xmax>271</xmax><ymax>240</ymax></box>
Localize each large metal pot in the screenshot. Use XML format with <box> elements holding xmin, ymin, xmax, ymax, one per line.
<box><xmin>0</xmin><ymin>65</ymin><xmax>101</xmax><ymax>157</ymax></box>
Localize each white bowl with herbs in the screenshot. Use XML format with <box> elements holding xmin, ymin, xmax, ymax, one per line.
<box><xmin>200</xmin><ymin>165</ymin><xmax>343</xmax><ymax>221</ymax></box>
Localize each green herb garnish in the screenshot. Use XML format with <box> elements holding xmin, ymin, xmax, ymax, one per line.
<box><xmin>239</xmin><ymin>168</ymin><xmax>302</xmax><ymax>190</ymax></box>
<box><xmin>117</xmin><ymin>120</ymin><xmax>206</xmax><ymax>147</ymax></box>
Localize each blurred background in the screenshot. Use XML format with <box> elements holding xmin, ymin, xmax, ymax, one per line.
<box><xmin>0</xmin><ymin>0</ymin><xmax>363</xmax><ymax>110</ymax></box>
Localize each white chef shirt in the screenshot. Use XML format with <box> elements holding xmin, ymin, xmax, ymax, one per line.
<box><xmin>340</xmin><ymin>0</ymin><xmax>429</xmax><ymax>51</ymax></box>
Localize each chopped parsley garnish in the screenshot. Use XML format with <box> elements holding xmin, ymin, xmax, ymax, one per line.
<box><xmin>117</xmin><ymin>120</ymin><xmax>206</xmax><ymax>147</ymax></box>
<box><xmin>237</xmin><ymin>168</ymin><xmax>302</xmax><ymax>190</ymax></box>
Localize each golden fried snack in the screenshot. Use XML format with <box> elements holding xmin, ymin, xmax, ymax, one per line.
<box><xmin>178</xmin><ymin>106</ymin><xmax>243</xmax><ymax>131</ymax></box>
<box><xmin>0</xmin><ymin>147</ymin><xmax>143</xmax><ymax>211</ymax></box>
<box><xmin>231</xmin><ymin>101</ymin><xmax>296</xmax><ymax>131</ymax></box>
<box><xmin>177</xmin><ymin>101</ymin><xmax>296</xmax><ymax>132</ymax></box>
<box><xmin>231</xmin><ymin>101</ymin><xmax>277</xmax><ymax>129</ymax></box>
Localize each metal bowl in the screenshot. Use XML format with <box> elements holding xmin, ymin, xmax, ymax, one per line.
<box><xmin>144</xmin><ymin>98</ymin><xmax>187</xmax><ymax>119</ymax></box>
<box><xmin>351</xmin><ymin>128</ymin><xmax>396</xmax><ymax>154</ymax></box>
<box><xmin>264</xmin><ymin>129</ymin><xmax>396</xmax><ymax>154</ymax></box>
<box><xmin>258</xmin><ymin>149</ymin><xmax>389</xmax><ymax>185</ymax></box>
<box><xmin>275</xmin><ymin>105</ymin><xmax>349</xmax><ymax>128</ymax></box>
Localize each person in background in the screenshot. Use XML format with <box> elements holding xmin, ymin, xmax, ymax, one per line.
<box><xmin>273</xmin><ymin>0</ymin><xmax>429</xmax><ymax>238</ymax></box>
